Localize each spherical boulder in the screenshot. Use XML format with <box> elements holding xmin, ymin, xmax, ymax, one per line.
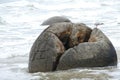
<box><xmin>29</xmin><ymin>22</ymin><xmax>92</xmax><ymax>73</ymax></box>
<box><xmin>29</xmin><ymin>22</ymin><xmax>117</xmax><ymax>73</ymax></box>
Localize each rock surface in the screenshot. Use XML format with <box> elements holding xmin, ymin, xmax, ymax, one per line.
<box><xmin>29</xmin><ymin>22</ymin><xmax>117</xmax><ymax>73</ymax></box>
<box><xmin>41</xmin><ymin>16</ymin><xmax>71</xmax><ymax>25</ymax></box>
<box><xmin>57</xmin><ymin>28</ymin><xmax>117</xmax><ymax>70</ymax></box>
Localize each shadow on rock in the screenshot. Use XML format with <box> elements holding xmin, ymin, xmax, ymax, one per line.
<box><xmin>28</xmin><ymin>17</ymin><xmax>117</xmax><ymax>73</ymax></box>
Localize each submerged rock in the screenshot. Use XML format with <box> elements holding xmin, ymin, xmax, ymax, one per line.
<box><xmin>29</xmin><ymin>21</ymin><xmax>117</xmax><ymax>73</ymax></box>
<box><xmin>41</xmin><ymin>16</ymin><xmax>71</xmax><ymax>25</ymax></box>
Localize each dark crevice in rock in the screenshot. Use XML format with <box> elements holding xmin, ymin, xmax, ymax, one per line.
<box><xmin>52</xmin><ymin>54</ymin><xmax>62</xmax><ymax>71</ymax></box>
<box><xmin>52</xmin><ymin>28</ymin><xmax>92</xmax><ymax>71</ymax></box>
<box><xmin>51</xmin><ymin>33</ymin><xmax>70</xmax><ymax>71</ymax></box>
<box><xmin>84</xmin><ymin>30</ymin><xmax>92</xmax><ymax>42</ymax></box>
<box><xmin>51</xmin><ymin>32</ymin><xmax>71</xmax><ymax>71</ymax></box>
<box><xmin>59</xmin><ymin>35</ymin><xmax>71</xmax><ymax>50</ymax></box>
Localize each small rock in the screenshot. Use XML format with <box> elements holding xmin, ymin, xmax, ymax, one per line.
<box><xmin>41</xmin><ymin>16</ymin><xmax>71</xmax><ymax>25</ymax></box>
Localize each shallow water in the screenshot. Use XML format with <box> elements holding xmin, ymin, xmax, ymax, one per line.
<box><xmin>0</xmin><ymin>0</ymin><xmax>120</xmax><ymax>80</ymax></box>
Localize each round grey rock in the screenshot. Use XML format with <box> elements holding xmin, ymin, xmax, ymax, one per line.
<box><xmin>41</xmin><ymin>16</ymin><xmax>71</xmax><ymax>25</ymax></box>
<box><xmin>28</xmin><ymin>22</ymin><xmax>92</xmax><ymax>73</ymax></box>
<box><xmin>29</xmin><ymin>22</ymin><xmax>117</xmax><ymax>73</ymax></box>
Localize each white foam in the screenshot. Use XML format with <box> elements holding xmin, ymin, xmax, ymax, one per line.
<box><xmin>0</xmin><ymin>0</ymin><xmax>120</xmax><ymax>79</ymax></box>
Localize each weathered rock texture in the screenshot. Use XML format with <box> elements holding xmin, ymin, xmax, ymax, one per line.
<box><xmin>57</xmin><ymin>28</ymin><xmax>117</xmax><ymax>70</ymax></box>
<box><xmin>29</xmin><ymin>22</ymin><xmax>117</xmax><ymax>73</ymax></box>
<box><xmin>41</xmin><ymin>16</ymin><xmax>71</xmax><ymax>25</ymax></box>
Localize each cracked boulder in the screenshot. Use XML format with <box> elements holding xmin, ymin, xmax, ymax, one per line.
<box><xmin>28</xmin><ymin>22</ymin><xmax>117</xmax><ymax>73</ymax></box>
<box><xmin>57</xmin><ymin>28</ymin><xmax>117</xmax><ymax>70</ymax></box>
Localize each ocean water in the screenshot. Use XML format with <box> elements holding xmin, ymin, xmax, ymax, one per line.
<box><xmin>0</xmin><ymin>0</ymin><xmax>120</xmax><ymax>80</ymax></box>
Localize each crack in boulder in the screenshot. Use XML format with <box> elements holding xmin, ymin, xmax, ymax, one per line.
<box><xmin>29</xmin><ymin>17</ymin><xmax>117</xmax><ymax>73</ymax></box>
